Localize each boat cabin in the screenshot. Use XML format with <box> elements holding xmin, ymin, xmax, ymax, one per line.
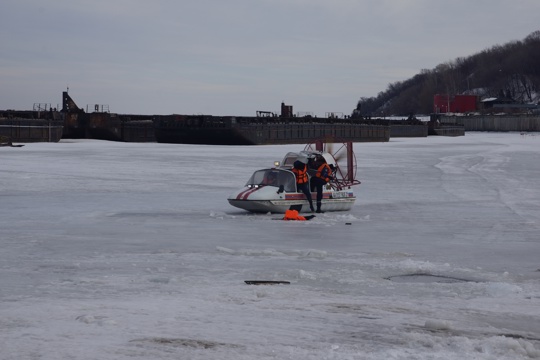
<box><xmin>245</xmin><ymin>169</ymin><xmax>297</xmax><ymax>192</ymax></box>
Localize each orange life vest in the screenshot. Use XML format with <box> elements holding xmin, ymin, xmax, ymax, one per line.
<box><xmin>315</xmin><ymin>163</ymin><xmax>332</xmax><ymax>183</ymax></box>
<box><xmin>292</xmin><ymin>164</ymin><xmax>308</xmax><ymax>184</ymax></box>
<box><xmin>283</xmin><ymin>209</ymin><xmax>306</xmax><ymax>221</ymax></box>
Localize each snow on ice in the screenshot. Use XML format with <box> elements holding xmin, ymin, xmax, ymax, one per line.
<box><xmin>1</xmin><ymin>133</ymin><xmax>539</xmax><ymax>359</ymax></box>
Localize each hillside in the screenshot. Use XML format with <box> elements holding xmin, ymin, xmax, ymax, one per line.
<box><xmin>355</xmin><ymin>30</ymin><xmax>540</xmax><ymax>116</ymax></box>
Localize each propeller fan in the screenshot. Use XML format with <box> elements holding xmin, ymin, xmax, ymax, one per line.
<box><xmin>304</xmin><ymin>138</ymin><xmax>360</xmax><ymax>188</ymax></box>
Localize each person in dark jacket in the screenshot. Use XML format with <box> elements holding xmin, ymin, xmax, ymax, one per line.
<box><xmin>311</xmin><ymin>160</ymin><xmax>334</xmax><ymax>213</ymax></box>
<box><xmin>291</xmin><ymin>159</ymin><xmax>315</xmax><ymax>212</ymax></box>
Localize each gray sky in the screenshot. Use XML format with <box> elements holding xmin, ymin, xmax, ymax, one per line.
<box><xmin>1</xmin><ymin>0</ymin><xmax>539</xmax><ymax>116</ymax></box>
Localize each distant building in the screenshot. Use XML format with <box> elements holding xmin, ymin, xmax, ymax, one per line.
<box><xmin>433</xmin><ymin>94</ymin><xmax>479</xmax><ymax>113</ymax></box>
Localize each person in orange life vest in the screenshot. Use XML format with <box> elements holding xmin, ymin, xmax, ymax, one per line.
<box><xmin>312</xmin><ymin>160</ymin><xmax>335</xmax><ymax>213</ymax></box>
<box><xmin>283</xmin><ymin>209</ymin><xmax>306</xmax><ymax>221</ymax></box>
<box><xmin>291</xmin><ymin>159</ymin><xmax>315</xmax><ymax>212</ymax></box>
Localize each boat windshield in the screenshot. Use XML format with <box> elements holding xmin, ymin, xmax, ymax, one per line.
<box><xmin>246</xmin><ymin>169</ymin><xmax>296</xmax><ymax>192</ymax></box>
<box><xmin>280</xmin><ymin>152</ymin><xmax>299</xmax><ymax>169</ymax></box>
<box><xmin>279</xmin><ymin>151</ymin><xmax>314</xmax><ymax>169</ymax></box>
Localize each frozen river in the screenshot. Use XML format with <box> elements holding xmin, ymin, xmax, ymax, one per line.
<box><xmin>1</xmin><ymin>133</ymin><xmax>539</xmax><ymax>359</ymax></box>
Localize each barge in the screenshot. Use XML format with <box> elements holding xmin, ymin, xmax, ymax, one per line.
<box><xmin>62</xmin><ymin>92</ymin><xmax>155</xmax><ymax>142</ymax></box>
<box><xmin>62</xmin><ymin>93</ymin><xmax>389</xmax><ymax>144</ymax></box>
<box><xmin>153</xmin><ymin>114</ymin><xmax>390</xmax><ymax>145</ymax></box>
<box><xmin>0</xmin><ymin>108</ymin><xmax>63</xmax><ymax>144</ymax></box>
<box><xmin>153</xmin><ymin>103</ymin><xmax>390</xmax><ymax>145</ymax></box>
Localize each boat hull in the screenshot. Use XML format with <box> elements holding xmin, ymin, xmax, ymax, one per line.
<box><xmin>227</xmin><ymin>185</ymin><xmax>355</xmax><ymax>213</ymax></box>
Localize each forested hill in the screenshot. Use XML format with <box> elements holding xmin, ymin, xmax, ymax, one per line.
<box><xmin>355</xmin><ymin>30</ymin><xmax>540</xmax><ymax>116</ymax></box>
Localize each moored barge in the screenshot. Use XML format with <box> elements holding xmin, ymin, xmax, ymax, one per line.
<box><xmin>62</xmin><ymin>92</ymin><xmax>155</xmax><ymax>142</ymax></box>
<box><xmin>153</xmin><ymin>114</ymin><xmax>390</xmax><ymax>145</ymax></box>
<box><xmin>0</xmin><ymin>108</ymin><xmax>63</xmax><ymax>144</ymax></box>
<box><xmin>153</xmin><ymin>103</ymin><xmax>390</xmax><ymax>145</ymax></box>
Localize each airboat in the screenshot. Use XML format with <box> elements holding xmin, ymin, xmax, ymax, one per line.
<box><xmin>227</xmin><ymin>140</ymin><xmax>361</xmax><ymax>213</ymax></box>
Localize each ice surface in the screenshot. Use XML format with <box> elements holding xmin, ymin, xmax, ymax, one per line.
<box><xmin>1</xmin><ymin>133</ymin><xmax>539</xmax><ymax>359</ymax></box>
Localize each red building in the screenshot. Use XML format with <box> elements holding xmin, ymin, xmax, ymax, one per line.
<box><xmin>433</xmin><ymin>94</ymin><xmax>479</xmax><ymax>113</ymax></box>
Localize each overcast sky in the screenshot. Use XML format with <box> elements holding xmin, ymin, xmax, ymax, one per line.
<box><xmin>1</xmin><ymin>0</ymin><xmax>539</xmax><ymax>116</ymax></box>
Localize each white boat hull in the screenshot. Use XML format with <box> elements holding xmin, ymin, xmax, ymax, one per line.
<box><xmin>227</xmin><ymin>185</ymin><xmax>355</xmax><ymax>213</ymax></box>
